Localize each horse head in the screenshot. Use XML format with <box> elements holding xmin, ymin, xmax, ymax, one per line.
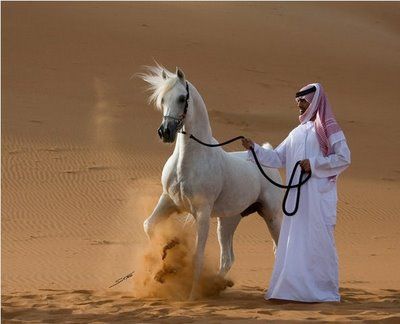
<box><xmin>141</xmin><ymin>66</ymin><xmax>190</xmax><ymax>143</ymax></box>
<box><xmin>157</xmin><ymin>68</ymin><xmax>189</xmax><ymax>143</ymax></box>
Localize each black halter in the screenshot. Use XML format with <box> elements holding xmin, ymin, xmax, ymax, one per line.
<box><xmin>163</xmin><ymin>82</ymin><xmax>189</xmax><ymax>119</ymax></box>
<box><xmin>183</xmin><ymin>81</ymin><xmax>190</xmax><ymax>115</ymax></box>
<box><xmin>160</xmin><ymin>82</ymin><xmax>190</xmax><ymax>134</ymax></box>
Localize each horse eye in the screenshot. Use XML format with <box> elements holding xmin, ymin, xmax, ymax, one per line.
<box><xmin>161</xmin><ymin>98</ymin><xmax>164</xmax><ymax>104</ymax></box>
<box><xmin>178</xmin><ymin>95</ymin><xmax>186</xmax><ymax>104</ymax></box>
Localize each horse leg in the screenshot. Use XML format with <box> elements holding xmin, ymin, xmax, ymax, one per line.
<box><xmin>143</xmin><ymin>193</ymin><xmax>178</xmax><ymax>239</ymax></box>
<box><xmin>259</xmin><ymin>203</ymin><xmax>282</xmax><ymax>255</ymax></box>
<box><xmin>189</xmin><ymin>206</ymin><xmax>211</xmax><ymax>300</ymax></box>
<box><xmin>217</xmin><ymin>215</ymin><xmax>241</xmax><ymax>277</ymax></box>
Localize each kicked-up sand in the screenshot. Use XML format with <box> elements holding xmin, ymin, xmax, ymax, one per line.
<box><xmin>2</xmin><ymin>2</ymin><xmax>400</xmax><ymax>322</ymax></box>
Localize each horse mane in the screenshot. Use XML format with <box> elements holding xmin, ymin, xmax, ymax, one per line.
<box><xmin>139</xmin><ymin>64</ymin><xmax>179</xmax><ymax>110</ymax></box>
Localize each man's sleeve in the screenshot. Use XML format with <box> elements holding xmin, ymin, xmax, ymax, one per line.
<box><xmin>309</xmin><ymin>139</ymin><xmax>351</xmax><ymax>178</ymax></box>
<box><xmin>247</xmin><ymin>137</ymin><xmax>287</xmax><ymax>168</ymax></box>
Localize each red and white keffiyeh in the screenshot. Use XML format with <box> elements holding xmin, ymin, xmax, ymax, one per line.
<box><xmin>297</xmin><ymin>83</ymin><xmax>344</xmax><ymax>156</ymax></box>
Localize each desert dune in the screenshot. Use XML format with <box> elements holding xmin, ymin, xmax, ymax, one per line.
<box><xmin>2</xmin><ymin>2</ymin><xmax>400</xmax><ymax>322</ymax></box>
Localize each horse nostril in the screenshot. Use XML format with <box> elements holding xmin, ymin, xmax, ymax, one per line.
<box><xmin>157</xmin><ymin>126</ymin><xmax>163</xmax><ymax>139</ymax></box>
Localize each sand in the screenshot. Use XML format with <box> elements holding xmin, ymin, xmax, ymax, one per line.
<box><xmin>2</xmin><ymin>2</ymin><xmax>400</xmax><ymax>322</ymax></box>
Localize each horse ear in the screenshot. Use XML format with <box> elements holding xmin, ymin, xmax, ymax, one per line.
<box><xmin>176</xmin><ymin>67</ymin><xmax>185</xmax><ymax>82</ymax></box>
<box><xmin>162</xmin><ymin>70</ymin><xmax>167</xmax><ymax>80</ymax></box>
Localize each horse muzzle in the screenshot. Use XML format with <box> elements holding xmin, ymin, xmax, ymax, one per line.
<box><xmin>157</xmin><ymin>117</ymin><xmax>181</xmax><ymax>143</ymax></box>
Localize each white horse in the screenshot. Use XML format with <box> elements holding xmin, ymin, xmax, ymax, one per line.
<box><xmin>141</xmin><ymin>66</ymin><xmax>283</xmax><ymax>300</ymax></box>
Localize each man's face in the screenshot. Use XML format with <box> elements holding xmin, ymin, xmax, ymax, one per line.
<box><xmin>296</xmin><ymin>98</ymin><xmax>310</xmax><ymax>115</ymax></box>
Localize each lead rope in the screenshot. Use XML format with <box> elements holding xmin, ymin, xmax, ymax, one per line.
<box><xmin>108</xmin><ymin>134</ymin><xmax>307</xmax><ymax>289</ymax></box>
<box><xmin>180</xmin><ymin>131</ymin><xmax>311</xmax><ymax>216</ymax></box>
<box><xmin>110</xmin><ymin>82</ymin><xmax>310</xmax><ymax>288</ymax></box>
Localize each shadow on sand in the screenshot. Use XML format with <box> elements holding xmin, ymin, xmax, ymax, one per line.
<box><xmin>2</xmin><ymin>286</ymin><xmax>400</xmax><ymax>323</ymax></box>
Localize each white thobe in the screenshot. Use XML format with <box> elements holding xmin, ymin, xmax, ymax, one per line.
<box><xmin>248</xmin><ymin>121</ymin><xmax>350</xmax><ymax>302</ymax></box>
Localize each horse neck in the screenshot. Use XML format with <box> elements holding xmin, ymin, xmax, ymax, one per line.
<box><xmin>176</xmin><ymin>83</ymin><xmax>212</xmax><ymax>151</ymax></box>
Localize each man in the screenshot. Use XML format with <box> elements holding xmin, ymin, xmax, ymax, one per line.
<box><xmin>242</xmin><ymin>83</ymin><xmax>350</xmax><ymax>302</ymax></box>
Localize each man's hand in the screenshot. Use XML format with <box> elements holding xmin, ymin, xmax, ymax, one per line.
<box><xmin>241</xmin><ymin>138</ymin><xmax>254</xmax><ymax>150</ymax></box>
<box><xmin>300</xmin><ymin>159</ymin><xmax>311</xmax><ymax>173</ymax></box>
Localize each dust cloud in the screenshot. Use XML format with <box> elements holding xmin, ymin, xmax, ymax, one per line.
<box><xmin>132</xmin><ymin>218</ymin><xmax>233</xmax><ymax>300</ymax></box>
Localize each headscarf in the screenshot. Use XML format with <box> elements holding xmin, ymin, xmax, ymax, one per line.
<box><xmin>297</xmin><ymin>83</ymin><xmax>345</xmax><ymax>156</ymax></box>
<box><xmin>296</xmin><ymin>86</ymin><xmax>315</xmax><ymax>104</ymax></box>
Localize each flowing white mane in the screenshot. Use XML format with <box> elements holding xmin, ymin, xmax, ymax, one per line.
<box><xmin>139</xmin><ymin>65</ymin><xmax>179</xmax><ymax>110</ymax></box>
